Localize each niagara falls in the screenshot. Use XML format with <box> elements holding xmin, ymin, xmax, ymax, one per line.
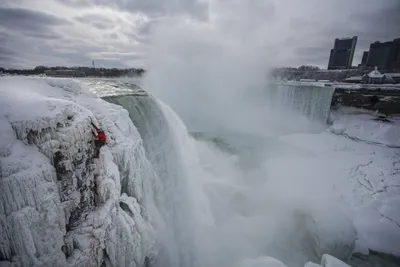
<box><xmin>1</xmin><ymin>0</ymin><xmax>400</xmax><ymax>267</ymax></box>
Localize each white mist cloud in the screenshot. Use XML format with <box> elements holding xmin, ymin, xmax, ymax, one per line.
<box><xmin>143</xmin><ymin>0</ymin><xmax>335</xmax><ymax>137</ymax></box>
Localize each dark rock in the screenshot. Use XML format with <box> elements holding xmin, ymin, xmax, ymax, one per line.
<box><xmin>332</xmin><ymin>88</ymin><xmax>400</xmax><ymax>115</ymax></box>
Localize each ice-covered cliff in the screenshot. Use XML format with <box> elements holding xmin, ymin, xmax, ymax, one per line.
<box><xmin>0</xmin><ymin>77</ymin><xmax>160</xmax><ymax>267</ymax></box>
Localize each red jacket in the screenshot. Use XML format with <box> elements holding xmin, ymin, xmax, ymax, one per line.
<box><xmin>96</xmin><ymin>131</ymin><xmax>107</xmax><ymax>143</ymax></box>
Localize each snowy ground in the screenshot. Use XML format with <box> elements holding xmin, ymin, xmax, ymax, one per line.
<box><xmin>192</xmin><ymin>108</ymin><xmax>400</xmax><ymax>266</ymax></box>
<box><xmin>273</xmin><ymin>113</ymin><xmax>400</xmax><ymax>257</ymax></box>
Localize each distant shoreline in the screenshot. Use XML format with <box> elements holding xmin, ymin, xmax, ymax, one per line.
<box><xmin>0</xmin><ymin>66</ymin><xmax>145</xmax><ymax>78</ymax></box>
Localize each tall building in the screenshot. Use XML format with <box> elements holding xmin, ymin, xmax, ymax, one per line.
<box><xmin>327</xmin><ymin>36</ymin><xmax>358</xmax><ymax>70</ymax></box>
<box><xmin>389</xmin><ymin>38</ymin><xmax>400</xmax><ymax>71</ymax></box>
<box><xmin>366</xmin><ymin>38</ymin><xmax>400</xmax><ymax>71</ymax></box>
<box><xmin>361</xmin><ymin>51</ymin><xmax>369</xmax><ymax>66</ymax></box>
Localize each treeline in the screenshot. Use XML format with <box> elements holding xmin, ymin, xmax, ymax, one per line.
<box><xmin>271</xmin><ymin>65</ymin><xmax>369</xmax><ymax>82</ymax></box>
<box><xmin>0</xmin><ymin>65</ymin><xmax>146</xmax><ymax>77</ymax></box>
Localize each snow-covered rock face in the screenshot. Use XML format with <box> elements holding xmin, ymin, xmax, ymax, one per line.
<box><xmin>0</xmin><ymin>77</ymin><xmax>159</xmax><ymax>267</ymax></box>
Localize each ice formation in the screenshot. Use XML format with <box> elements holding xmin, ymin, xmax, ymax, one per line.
<box><xmin>0</xmin><ymin>77</ymin><xmax>159</xmax><ymax>267</ymax></box>
<box><xmin>235</xmin><ymin>253</ymin><xmax>352</xmax><ymax>267</ymax></box>
<box><xmin>304</xmin><ymin>254</ymin><xmax>351</xmax><ymax>267</ymax></box>
<box><xmin>235</xmin><ymin>256</ymin><xmax>287</xmax><ymax>267</ymax></box>
<box><xmin>0</xmin><ymin>76</ymin><xmax>205</xmax><ymax>267</ymax></box>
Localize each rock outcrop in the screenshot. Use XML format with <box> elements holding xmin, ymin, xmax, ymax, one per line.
<box><xmin>331</xmin><ymin>88</ymin><xmax>400</xmax><ymax>115</ymax></box>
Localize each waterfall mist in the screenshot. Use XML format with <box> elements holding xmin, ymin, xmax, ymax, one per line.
<box><xmin>136</xmin><ymin>1</ymin><xmax>350</xmax><ymax>267</ymax></box>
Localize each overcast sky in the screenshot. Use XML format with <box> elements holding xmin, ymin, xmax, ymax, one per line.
<box><xmin>0</xmin><ymin>0</ymin><xmax>399</xmax><ymax>69</ymax></box>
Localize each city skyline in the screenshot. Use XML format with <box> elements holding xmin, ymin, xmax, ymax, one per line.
<box><xmin>327</xmin><ymin>36</ymin><xmax>400</xmax><ymax>71</ymax></box>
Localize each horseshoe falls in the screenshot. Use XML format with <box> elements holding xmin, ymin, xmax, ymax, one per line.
<box><xmin>1</xmin><ymin>76</ymin><xmax>400</xmax><ymax>267</ymax></box>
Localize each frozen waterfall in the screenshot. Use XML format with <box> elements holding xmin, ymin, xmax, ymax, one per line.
<box><xmin>266</xmin><ymin>83</ymin><xmax>335</xmax><ymax>124</ymax></box>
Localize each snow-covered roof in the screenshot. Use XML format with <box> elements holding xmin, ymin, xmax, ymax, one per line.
<box><xmin>367</xmin><ymin>67</ymin><xmax>385</xmax><ymax>79</ymax></box>
<box><xmin>345</xmin><ymin>76</ymin><xmax>363</xmax><ymax>81</ymax></box>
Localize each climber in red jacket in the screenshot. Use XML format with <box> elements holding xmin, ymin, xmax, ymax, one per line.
<box><xmin>90</xmin><ymin>120</ymin><xmax>108</xmax><ymax>158</ymax></box>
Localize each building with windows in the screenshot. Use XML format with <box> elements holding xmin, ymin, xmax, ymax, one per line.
<box><xmin>328</xmin><ymin>36</ymin><xmax>358</xmax><ymax>70</ymax></box>
<box><xmin>361</xmin><ymin>51</ymin><xmax>369</xmax><ymax>66</ymax></box>
<box><xmin>365</xmin><ymin>38</ymin><xmax>400</xmax><ymax>71</ymax></box>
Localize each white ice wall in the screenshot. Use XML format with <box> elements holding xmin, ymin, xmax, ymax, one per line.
<box><xmin>0</xmin><ymin>77</ymin><xmax>159</xmax><ymax>267</ymax></box>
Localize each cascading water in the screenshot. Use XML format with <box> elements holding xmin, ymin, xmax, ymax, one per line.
<box><xmin>266</xmin><ymin>83</ymin><xmax>335</xmax><ymax>124</ymax></box>
<box><xmin>96</xmin><ymin>79</ymin><xmax>356</xmax><ymax>267</ymax></box>
<box><xmin>103</xmin><ymin>93</ymin><xmax>202</xmax><ymax>267</ymax></box>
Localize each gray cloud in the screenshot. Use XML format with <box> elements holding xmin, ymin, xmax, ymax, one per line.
<box><xmin>293</xmin><ymin>46</ymin><xmax>332</xmax><ymax>68</ymax></box>
<box><xmin>289</xmin><ymin>17</ymin><xmax>316</xmax><ymax>31</ymax></box>
<box><xmin>25</xmin><ymin>32</ymin><xmax>62</xmax><ymax>40</ymax></box>
<box><xmin>75</xmin><ymin>14</ymin><xmax>116</xmax><ymax>30</ymax></box>
<box><xmin>57</xmin><ymin>0</ymin><xmax>208</xmax><ymax>20</ymax></box>
<box><xmin>0</xmin><ymin>6</ymin><xmax>71</xmax><ymax>68</ymax></box>
<box><xmin>0</xmin><ymin>46</ymin><xmax>18</xmax><ymax>62</ymax></box>
<box><xmin>106</xmin><ymin>33</ymin><xmax>119</xmax><ymax>39</ymax></box>
<box><xmin>0</xmin><ymin>7</ymin><xmax>70</xmax><ymax>32</ymax></box>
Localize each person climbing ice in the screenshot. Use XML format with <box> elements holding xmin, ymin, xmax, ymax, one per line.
<box><xmin>90</xmin><ymin>118</ymin><xmax>108</xmax><ymax>158</ymax></box>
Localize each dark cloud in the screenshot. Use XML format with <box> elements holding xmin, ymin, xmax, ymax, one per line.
<box><xmin>75</xmin><ymin>14</ymin><xmax>116</xmax><ymax>30</ymax></box>
<box><xmin>0</xmin><ymin>7</ymin><xmax>70</xmax><ymax>32</ymax></box>
<box><xmin>0</xmin><ymin>46</ymin><xmax>18</xmax><ymax>62</ymax></box>
<box><xmin>351</xmin><ymin>2</ymin><xmax>400</xmax><ymax>35</ymax></box>
<box><xmin>57</xmin><ymin>0</ymin><xmax>208</xmax><ymax>20</ymax></box>
<box><xmin>25</xmin><ymin>32</ymin><xmax>62</xmax><ymax>40</ymax></box>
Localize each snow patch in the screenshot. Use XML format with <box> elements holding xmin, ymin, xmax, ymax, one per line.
<box><xmin>329</xmin><ymin>114</ymin><xmax>400</xmax><ymax>148</ymax></box>
<box><xmin>236</xmin><ymin>256</ymin><xmax>287</xmax><ymax>267</ymax></box>
<box><xmin>321</xmin><ymin>254</ymin><xmax>350</xmax><ymax>267</ymax></box>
